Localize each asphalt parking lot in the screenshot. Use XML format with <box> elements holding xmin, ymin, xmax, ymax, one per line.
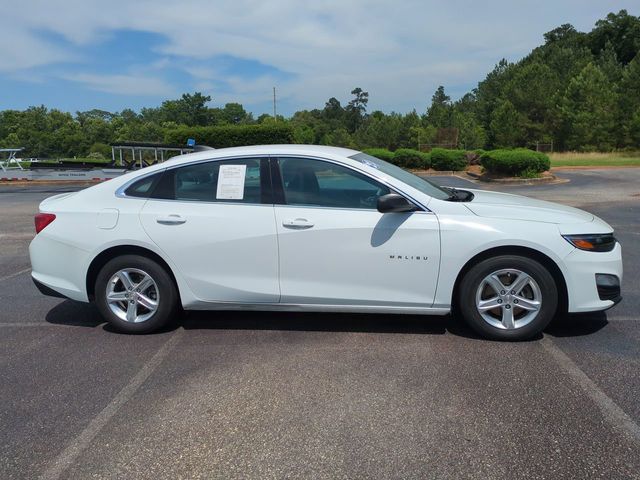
<box><xmin>1</xmin><ymin>169</ymin><xmax>639</xmax><ymax>479</ymax></box>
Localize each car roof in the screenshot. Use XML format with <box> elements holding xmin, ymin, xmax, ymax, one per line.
<box><xmin>162</xmin><ymin>144</ymin><xmax>361</xmax><ymax>167</ymax></box>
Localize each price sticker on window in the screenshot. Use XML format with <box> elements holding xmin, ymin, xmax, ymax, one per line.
<box><xmin>216</xmin><ymin>165</ymin><xmax>247</xmax><ymax>199</ymax></box>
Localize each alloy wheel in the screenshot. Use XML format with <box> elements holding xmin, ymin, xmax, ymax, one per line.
<box><xmin>105</xmin><ymin>268</ymin><xmax>160</xmax><ymax>323</ymax></box>
<box><xmin>474</xmin><ymin>268</ymin><xmax>541</xmax><ymax>330</ymax></box>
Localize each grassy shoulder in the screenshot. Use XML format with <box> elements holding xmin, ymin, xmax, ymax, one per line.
<box><xmin>550</xmin><ymin>152</ymin><xmax>640</xmax><ymax>167</ymax></box>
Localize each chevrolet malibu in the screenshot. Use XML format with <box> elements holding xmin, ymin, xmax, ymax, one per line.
<box><xmin>29</xmin><ymin>145</ymin><xmax>622</xmax><ymax>340</ymax></box>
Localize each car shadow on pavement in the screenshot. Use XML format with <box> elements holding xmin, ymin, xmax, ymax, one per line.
<box><xmin>45</xmin><ymin>300</ymin><xmax>105</xmax><ymax>328</ymax></box>
<box><xmin>181</xmin><ymin>310</ymin><xmax>452</xmax><ymax>336</ymax></box>
<box><xmin>44</xmin><ymin>300</ymin><xmax>609</xmax><ymax>339</ymax></box>
<box><xmin>545</xmin><ymin>311</ymin><xmax>609</xmax><ymax>337</ymax></box>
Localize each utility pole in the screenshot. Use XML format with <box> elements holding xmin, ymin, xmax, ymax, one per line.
<box><xmin>273</xmin><ymin>87</ymin><xmax>277</xmax><ymax>121</ymax></box>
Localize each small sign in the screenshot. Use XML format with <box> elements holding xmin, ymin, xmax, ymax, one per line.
<box><xmin>187</xmin><ymin>138</ymin><xmax>196</xmax><ymax>147</ymax></box>
<box><xmin>361</xmin><ymin>157</ymin><xmax>379</xmax><ymax>169</ymax></box>
<box><xmin>216</xmin><ymin>165</ymin><xmax>246</xmax><ymax>200</ymax></box>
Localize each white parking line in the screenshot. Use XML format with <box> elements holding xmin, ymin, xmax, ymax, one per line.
<box><xmin>607</xmin><ymin>316</ymin><xmax>638</xmax><ymax>322</ymax></box>
<box><xmin>542</xmin><ymin>336</ymin><xmax>640</xmax><ymax>445</ymax></box>
<box><xmin>0</xmin><ymin>322</ymin><xmax>65</xmax><ymax>328</ymax></box>
<box><xmin>39</xmin><ymin>328</ymin><xmax>184</xmax><ymax>480</ymax></box>
<box><xmin>0</xmin><ymin>267</ymin><xmax>30</xmax><ymax>283</ymax></box>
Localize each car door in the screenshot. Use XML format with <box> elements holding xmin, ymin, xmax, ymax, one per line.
<box><xmin>139</xmin><ymin>157</ymin><xmax>280</xmax><ymax>303</ymax></box>
<box><xmin>273</xmin><ymin>156</ymin><xmax>440</xmax><ymax>308</ymax></box>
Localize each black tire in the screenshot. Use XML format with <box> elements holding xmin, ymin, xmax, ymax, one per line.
<box><xmin>457</xmin><ymin>255</ymin><xmax>558</xmax><ymax>341</ymax></box>
<box><xmin>94</xmin><ymin>255</ymin><xmax>178</xmax><ymax>333</ymax></box>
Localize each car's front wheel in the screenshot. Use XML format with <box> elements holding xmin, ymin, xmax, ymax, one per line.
<box><xmin>95</xmin><ymin>255</ymin><xmax>178</xmax><ymax>333</ymax></box>
<box><xmin>458</xmin><ymin>255</ymin><xmax>558</xmax><ymax>341</ymax></box>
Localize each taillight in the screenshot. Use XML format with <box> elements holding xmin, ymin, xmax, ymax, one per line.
<box><xmin>35</xmin><ymin>213</ymin><xmax>56</xmax><ymax>234</ymax></box>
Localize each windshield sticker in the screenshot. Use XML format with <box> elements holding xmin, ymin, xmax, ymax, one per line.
<box><xmin>216</xmin><ymin>165</ymin><xmax>247</xmax><ymax>199</ymax></box>
<box><xmin>361</xmin><ymin>158</ymin><xmax>379</xmax><ymax>169</ymax></box>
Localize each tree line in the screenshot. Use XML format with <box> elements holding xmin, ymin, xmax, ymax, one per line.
<box><xmin>1</xmin><ymin>10</ymin><xmax>639</xmax><ymax>159</ymax></box>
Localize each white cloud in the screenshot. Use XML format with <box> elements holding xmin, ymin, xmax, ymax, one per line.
<box><xmin>2</xmin><ymin>0</ymin><xmax>639</xmax><ymax>113</ymax></box>
<box><xmin>0</xmin><ymin>27</ymin><xmax>74</xmax><ymax>72</ymax></box>
<box><xmin>62</xmin><ymin>73</ymin><xmax>174</xmax><ymax>96</ymax></box>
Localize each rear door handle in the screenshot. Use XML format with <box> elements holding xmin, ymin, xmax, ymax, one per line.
<box><xmin>156</xmin><ymin>214</ymin><xmax>186</xmax><ymax>225</ymax></box>
<box><xmin>282</xmin><ymin>218</ymin><xmax>314</xmax><ymax>229</ymax></box>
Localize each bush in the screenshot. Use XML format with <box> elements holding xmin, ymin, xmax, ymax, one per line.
<box><xmin>164</xmin><ymin>124</ymin><xmax>294</xmax><ymax>148</ymax></box>
<box><xmin>393</xmin><ymin>148</ymin><xmax>430</xmax><ymax>169</ymax></box>
<box><xmin>480</xmin><ymin>149</ymin><xmax>550</xmax><ymax>177</ymax></box>
<box><xmin>362</xmin><ymin>148</ymin><xmax>394</xmax><ymax>162</ymax></box>
<box><xmin>87</xmin><ymin>151</ymin><xmax>106</xmax><ymax>160</ymax></box>
<box><xmin>89</xmin><ymin>142</ymin><xmax>111</xmax><ymax>158</ymax></box>
<box><xmin>430</xmin><ymin>148</ymin><xmax>468</xmax><ymax>171</ymax></box>
<box><xmin>465</xmin><ymin>149</ymin><xmax>485</xmax><ymax>165</ymax></box>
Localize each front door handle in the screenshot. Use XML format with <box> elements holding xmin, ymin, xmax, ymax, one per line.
<box><xmin>156</xmin><ymin>214</ymin><xmax>186</xmax><ymax>225</ymax></box>
<box><xmin>282</xmin><ymin>218</ymin><xmax>314</xmax><ymax>229</ymax></box>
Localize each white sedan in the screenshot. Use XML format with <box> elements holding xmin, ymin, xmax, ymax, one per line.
<box><xmin>29</xmin><ymin>145</ymin><xmax>622</xmax><ymax>340</ymax></box>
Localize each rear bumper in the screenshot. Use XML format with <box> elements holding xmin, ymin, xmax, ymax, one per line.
<box><xmin>32</xmin><ymin>277</ymin><xmax>68</xmax><ymax>299</ymax></box>
<box><xmin>29</xmin><ymin>234</ymin><xmax>90</xmax><ymax>302</ymax></box>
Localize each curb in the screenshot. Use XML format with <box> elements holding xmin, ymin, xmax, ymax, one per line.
<box><xmin>0</xmin><ymin>180</ymin><xmax>103</xmax><ymax>186</ymax></box>
<box><xmin>411</xmin><ymin>170</ymin><xmax>461</xmax><ymax>176</ymax></box>
<box><xmin>465</xmin><ymin>171</ymin><xmax>566</xmax><ymax>185</ymax></box>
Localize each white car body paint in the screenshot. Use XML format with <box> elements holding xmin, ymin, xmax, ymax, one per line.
<box><xmin>29</xmin><ymin>145</ymin><xmax>622</xmax><ymax>316</ymax></box>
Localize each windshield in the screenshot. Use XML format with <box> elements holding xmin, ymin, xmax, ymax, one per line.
<box><xmin>349</xmin><ymin>152</ymin><xmax>451</xmax><ymax>200</ymax></box>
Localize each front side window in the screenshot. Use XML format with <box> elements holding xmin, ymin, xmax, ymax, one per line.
<box><xmin>349</xmin><ymin>152</ymin><xmax>450</xmax><ymax>200</ymax></box>
<box><xmin>152</xmin><ymin>158</ymin><xmax>264</xmax><ymax>203</ymax></box>
<box><xmin>278</xmin><ymin>157</ymin><xmax>391</xmax><ymax>209</ymax></box>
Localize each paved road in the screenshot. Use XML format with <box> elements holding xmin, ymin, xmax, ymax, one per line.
<box><xmin>1</xmin><ymin>170</ymin><xmax>639</xmax><ymax>479</ymax></box>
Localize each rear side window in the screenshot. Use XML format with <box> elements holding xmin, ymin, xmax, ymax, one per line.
<box><xmin>151</xmin><ymin>158</ymin><xmax>266</xmax><ymax>204</ymax></box>
<box><xmin>124</xmin><ymin>172</ymin><xmax>163</xmax><ymax>198</ymax></box>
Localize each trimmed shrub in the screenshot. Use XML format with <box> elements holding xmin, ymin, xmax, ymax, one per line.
<box><xmin>430</xmin><ymin>148</ymin><xmax>468</xmax><ymax>171</ymax></box>
<box><xmin>164</xmin><ymin>124</ymin><xmax>294</xmax><ymax>148</ymax></box>
<box><xmin>362</xmin><ymin>148</ymin><xmax>394</xmax><ymax>162</ymax></box>
<box><xmin>465</xmin><ymin>149</ymin><xmax>485</xmax><ymax>165</ymax></box>
<box><xmin>393</xmin><ymin>148</ymin><xmax>430</xmax><ymax>169</ymax></box>
<box><xmin>480</xmin><ymin>149</ymin><xmax>550</xmax><ymax>177</ymax></box>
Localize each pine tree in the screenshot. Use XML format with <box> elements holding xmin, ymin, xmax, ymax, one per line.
<box><xmin>619</xmin><ymin>54</ymin><xmax>640</xmax><ymax>147</ymax></box>
<box><xmin>489</xmin><ymin>100</ymin><xmax>527</xmax><ymax>147</ymax></box>
<box><xmin>560</xmin><ymin>63</ymin><xmax>618</xmax><ymax>150</ymax></box>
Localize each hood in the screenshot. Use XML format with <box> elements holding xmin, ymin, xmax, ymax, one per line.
<box><xmin>463</xmin><ymin>189</ymin><xmax>594</xmax><ymax>225</ymax></box>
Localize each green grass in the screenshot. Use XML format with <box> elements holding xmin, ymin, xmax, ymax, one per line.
<box><xmin>550</xmin><ymin>152</ymin><xmax>640</xmax><ymax>167</ymax></box>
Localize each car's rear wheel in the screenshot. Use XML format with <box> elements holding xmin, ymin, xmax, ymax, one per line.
<box><xmin>458</xmin><ymin>255</ymin><xmax>558</xmax><ymax>341</ymax></box>
<box><xmin>95</xmin><ymin>255</ymin><xmax>178</xmax><ymax>333</ymax></box>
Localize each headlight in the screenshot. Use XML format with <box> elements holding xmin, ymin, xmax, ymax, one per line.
<box><xmin>562</xmin><ymin>233</ymin><xmax>617</xmax><ymax>252</ymax></box>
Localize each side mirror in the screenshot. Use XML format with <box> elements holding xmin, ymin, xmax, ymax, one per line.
<box><xmin>377</xmin><ymin>193</ymin><xmax>416</xmax><ymax>213</ymax></box>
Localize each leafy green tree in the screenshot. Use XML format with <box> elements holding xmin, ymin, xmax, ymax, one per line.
<box><xmin>355</xmin><ymin>111</ymin><xmax>403</xmax><ymax>150</ymax></box>
<box><xmin>221</xmin><ymin>103</ymin><xmax>250</xmax><ymax>124</ymax></box>
<box><xmin>589</xmin><ymin>10</ymin><xmax>640</xmax><ymax>65</ymax></box>
<box><xmin>149</xmin><ymin>92</ymin><xmax>213</xmax><ymax>126</ymax></box>
<box><xmin>323</xmin><ymin>97</ymin><xmax>344</xmax><ymax>119</ymax></box>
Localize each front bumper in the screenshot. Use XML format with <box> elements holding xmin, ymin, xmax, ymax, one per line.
<box><xmin>563</xmin><ymin>242</ymin><xmax>623</xmax><ymax>313</ymax></box>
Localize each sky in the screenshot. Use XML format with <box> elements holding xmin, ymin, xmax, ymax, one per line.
<box><xmin>1</xmin><ymin>1</ymin><xmax>638</xmax><ymax>117</ymax></box>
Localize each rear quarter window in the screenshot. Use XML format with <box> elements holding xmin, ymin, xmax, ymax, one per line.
<box><xmin>124</xmin><ymin>172</ymin><xmax>163</xmax><ymax>198</ymax></box>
